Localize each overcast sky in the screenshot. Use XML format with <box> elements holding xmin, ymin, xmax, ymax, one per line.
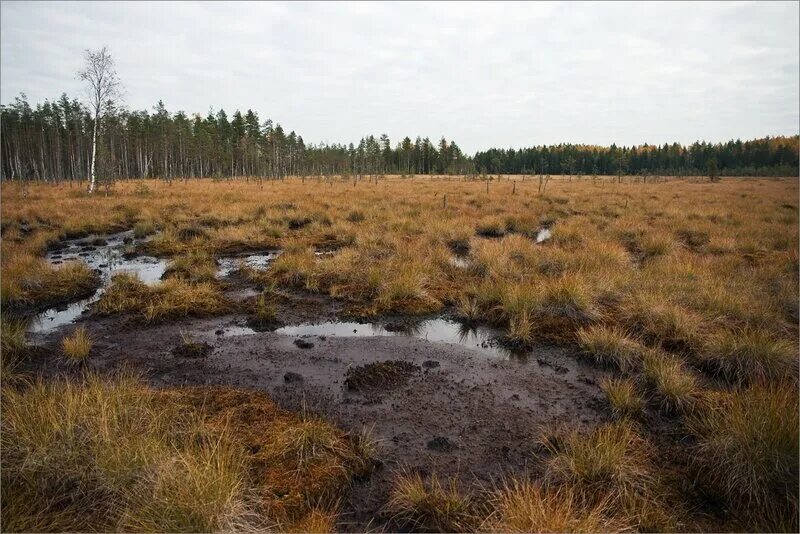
<box><xmin>1</xmin><ymin>1</ymin><xmax>798</xmax><ymax>153</ymax></box>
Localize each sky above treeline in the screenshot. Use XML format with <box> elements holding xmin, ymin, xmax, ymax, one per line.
<box><xmin>1</xmin><ymin>1</ymin><xmax>798</xmax><ymax>153</ymax></box>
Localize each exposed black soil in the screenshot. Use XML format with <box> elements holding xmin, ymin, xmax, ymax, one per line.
<box><xmin>22</xmin><ymin>291</ymin><xmax>611</xmax><ymax>532</ymax></box>
<box><xmin>293</xmin><ymin>338</ymin><xmax>315</xmax><ymax>349</ymax></box>
<box><xmin>246</xmin><ymin>316</ymin><xmax>284</xmax><ymax>331</ymax></box>
<box><xmin>171</xmin><ymin>341</ymin><xmax>212</xmax><ymax>358</ymax></box>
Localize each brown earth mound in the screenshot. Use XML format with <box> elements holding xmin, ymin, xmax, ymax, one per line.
<box><xmin>344</xmin><ymin>360</ymin><xmax>419</xmax><ymax>392</ymax></box>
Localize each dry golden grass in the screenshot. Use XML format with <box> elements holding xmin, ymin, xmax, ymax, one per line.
<box><xmin>1</xmin><ymin>314</ymin><xmax>29</xmax><ymax>376</ymax></box>
<box><xmin>388</xmin><ymin>471</ymin><xmax>476</xmax><ymax>532</ymax></box>
<box><xmin>601</xmin><ymin>378</ymin><xmax>644</xmax><ymax>419</ymax></box>
<box><xmin>1</xmin><ymin>176</ymin><xmax>797</xmax><ymax>530</ymax></box>
<box><xmin>642</xmin><ymin>350</ymin><xmax>700</xmax><ymax>414</ymax></box>
<box><xmin>61</xmin><ymin>325</ymin><xmax>92</xmax><ymax>364</ymax></box>
<box><xmin>699</xmin><ymin>327</ymin><xmax>797</xmax><ymax>384</ymax></box>
<box><xmin>1</xmin><ymin>373</ymin><xmax>373</xmax><ymax>532</ymax></box>
<box><xmin>1</xmin><ymin>373</ymin><xmax>251</xmax><ymax>532</ymax></box>
<box><xmin>3</xmin><ymin>177</ymin><xmax>796</xmax><ymax>336</ymax></box>
<box><xmin>689</xmin><ymin>383</ymin><xmax>799</xmax><ymax>531</ymax></box>
<box><xmin>162</xmin><ymin>249</ymin><xmax>218</xmax><ymax>283</ymax></box>
<box><xmin>539</xmin><ymin>421</ymin><xmax>676</xmax><ymax>531</ymax></box>
<box><xmin>541</xmin><ymin>421</ymin><xmax>653</xmax><ymax>504</ymax></box>
<box><xmin>2</xmin><ymin>251</ymin><xmax>99</xmax><ymax>311</ymax></box>
<box><xmin>577</xmin><ymin>325</ymin><xmax>644</xmax><ymax>372</ymax></box>
<box><xmin>95</xmin><ymin>272</ymin><xmax>231</xmax><ymax>322</ymax></box>
<box><xmin>482</xmin><ymin>481</ymin><xmax>627</xmax><ymax>533</ymax></box>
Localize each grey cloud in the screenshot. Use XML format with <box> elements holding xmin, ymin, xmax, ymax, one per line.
<box><xmin>1</xmin><ymin>0</ymin><xmax>797</xmax><ymax>152</ymax></box>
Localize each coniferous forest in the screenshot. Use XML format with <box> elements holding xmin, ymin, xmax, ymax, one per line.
<box><xmin>1</xmin><ymin>93</ymin><xmax>797</xmax><ymax>183</ymax></box>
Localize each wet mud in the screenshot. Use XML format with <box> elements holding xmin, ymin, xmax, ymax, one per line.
<box><xmin>24</xmin><ymin>298</ymin><xmax>610</xmax><ymax>531</ymax></box>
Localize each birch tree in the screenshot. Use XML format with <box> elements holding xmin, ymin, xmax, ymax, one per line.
<box><xmin>78</xmin><ymin>46</ymin><xmax>121</xmax><ymax>193</ymax></box>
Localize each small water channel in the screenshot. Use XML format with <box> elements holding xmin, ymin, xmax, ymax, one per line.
<box><xmin>29</xmin><ymin>231</ymin><xmax>167</xmax><ymax>334</ymax></box>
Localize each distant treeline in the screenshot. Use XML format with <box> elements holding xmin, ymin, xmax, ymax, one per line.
<box><xmin>474</xmin><ymin>137</ymin><xmax>799</xmax><ymax>177</ymax></box>
<box><xmin>1</xmin><ymin>93</ymin><xmax>797</xmax><ymax>182</ymax></box>
<box><xmin>0</xmin><ymin>94</ymin><xmax>472</xmax><ymax>183</ymax></box>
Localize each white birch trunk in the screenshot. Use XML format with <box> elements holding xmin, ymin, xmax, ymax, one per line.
<box><xmin>89</xmin><ymin>116</ymin><xmax>98</xmax><ymax>193</ymax></box>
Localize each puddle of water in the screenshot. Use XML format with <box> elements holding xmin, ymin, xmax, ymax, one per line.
<box><xmin>217</xmin><ymin>252</ymin><xmax>280</xmax><ymax>278</ymax></box>
<box><xmin>30</xmin><ymin>231</ymin><xmax>167</xmax><ymax>334</ymax></box>
<box><xmin>272</xmin><ymin>318</ymin><xmax>525</xmax><ymax>359</ymax></box>
<box><xmin>221</xmin><ymin>325</ymin><xmax>261</xmax><ymax>336</ymax></box>
<box><xmin>535</xmin><ymin>228</ymin><xmax>552</xmax><ymax>243</ymax></box>
<box><xmin>46</xmin><ymin>230</ymin><xmax>167</xmax><ymax>284</ymax></box>
<box><xmin>29</xmin><ymin>296</ymin><xmax>99</xmax><ymax>334</ymax></box>
<box><xmin>449</xmin><ymin>256</ymin><xmax>470</xmax><ymax>269</ymax></box>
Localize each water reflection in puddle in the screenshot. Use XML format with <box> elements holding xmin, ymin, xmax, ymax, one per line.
<box><xmin>30</xmin><ymin>297</ymin><xmax>99</xmax><ymax>334</ymax></box>
<box><xmin>222</xmin><ymin>318</ymin><xmax>525</xmax><ymax>359</ymax></box>
<box><xmin>535</xmin><ymin>228</ymin><xmax>552</xmax><ymax>243</ymax></box>
<box><xmin>216</xmin><ymin>252</ymin><xmax>281</xmax><ymax>278</ymax></box>
<box><xmin>449</xmin><ymin>256</ymin><xmax>470</xmax><ymax>269</ymax></box>
<box><xmin>30</xmin><ymin>231</ymin><xmax>167</xmax><ymax>334</ymax></box>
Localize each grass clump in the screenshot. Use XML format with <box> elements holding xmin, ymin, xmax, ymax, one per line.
<box><xmin>577</xmin><ymin>325</ymin><xmax>643</xmax><ymax>372</ymax></box>
<box><xmin>162</xmin><ymin>250</ymin><xmax>217</xmax><ymax>283</ymax></box>
<box><xmin>483</xmin><ymin>481</ymin><xmax>625</xmax><ymax>533</ymax></box>
<box><xmin>455</xmin><ymin>294</ymin><xmax>481</xmax><ymax>323</ymax></box>
<box><xmin>0</xmin><ymin>374</ymin><xmax>250</xmax><ymax>532</ymax></box>
<box><xmin>61</xmin><ymin>326</ymin><xmax>92</xmax><ymax>364</ymax></box>
<box><xmin>601</xmin><ymin>378</ymin><xmax>644</xmax><ymax>419</ymax></box>
<box><xmin>1</xmin><ymin>315</ymin><xmax>28</xmax><ymax>360</ymax></box>
<box><xmin>1</xmin><ymin>373</ymin><xmax>373</xmax><ymax>532</ymax></box>
<box><xmin>689</xmin><ymin>383</ymin><xmax>798</xmax><ymax>531</ymax></box>
<box><xmin>345</xmin><ymin>210</ymin><xmax>366</xmax><ymax>223</ymax></box>
<box><xmin>622</xmin><ymin>293</ymin><xmax>702</xmax><ymax>353</ymax></box>
<box><xmin>388</xmin><ymin>472</ymin><xmax>475</xmax><ymax>532</ymax></box>
<box><xmin>541</xmin><ymin>421</ymin><xmax>671</xmax><ymax>530</ymax></box>
<box><xmin>175</xmin><ymin>223</ymin><xmax>208</xmax><ymax>242</ymax></box>
<box><xmin>132</xmin><ymin>220</ymin><xmax>155</xmax><ymax>238</ymax></box>
<box><xmin>270</xmin><ymin>245</ymin><xmax>316</xmax><ymax>288</ymax></box>
<box><xmin>5</xmin><ymin>258</ymin><xmax>100</xmax><ymax>311</ymax></box>
<box><xmin>530</xmin><ymin>276</ymin><xmax>600</xmax><ymax>342</ymax></box>
<box><xmin>542</xmin><ymin>421</ymin><xmax>652</xmax><ymax>503</ymax></box>
<box><xmin>376</xmin><ymin>261</ymin><xmax>441</xmax><ymax>315</ymax></box>
<box><xmin>699</xmin><ymin>327</ymin><xmax>797</xmax><ymax>384</ymax></box>
<box><xmin>1</xmin><ymin>314</ymin><xmax>30</xmax><ymax>376</ymax></box>
<box><xmin>273</xmin><ymin>415</ymin><xmax>348</xmax><ymax>472</ymax></box>
<box><xmin>676</xmin><ymin>228</ymin><xmax>710</xmax><ymax>250</ymax></box>
<box><xmin>506</xmin><ymin>310</ymin><xmax>535</xmax><ymax>347</ymax></box>
<box><xmin>96</xmin><ymin>273</ymin><xmax>230</xmax><ymax>323</ymax></box>
<box><xmin>247</xmin><ymin>289</ymin><xmax>280</xmax><ymax>330</ymax></box>
<box><xmin>642</xmin><ymin>350</ymin><xmax>699</xmax><ymax>414</ymax></box>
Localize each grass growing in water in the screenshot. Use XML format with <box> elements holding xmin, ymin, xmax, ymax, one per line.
<box><xmin>96</xmin><ymin>273</ymin><xmax>231</xmax><ymax>323</ymax></box>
